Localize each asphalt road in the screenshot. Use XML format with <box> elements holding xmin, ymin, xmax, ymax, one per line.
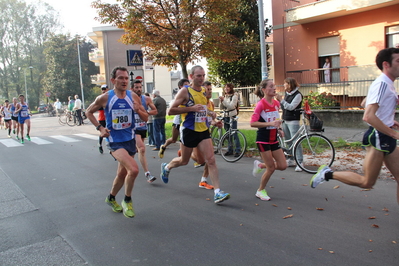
<box><xmin>0</xmin><ymin>115</ymin><xmax>397</xmax><ymax>266</ymax></box>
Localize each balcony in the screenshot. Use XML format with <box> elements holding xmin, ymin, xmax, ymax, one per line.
<box><xmin>286</xmin><ymin>0</ymin><xmax>399</xmax><ymax>24</ymax></box>
<box><xmin>282</xmin><ymin>65</ymin><xmax>399</xmax><ymax>108</ymax></box>
<box><xmin>91</xmin><ymin>74</ymin><xmax>106</xmax><ymax>85</ymax></box>
<box><xmin>89</xmin><ymin>49</ymin><xmax>104</xmax><ymax>62</ymax></box>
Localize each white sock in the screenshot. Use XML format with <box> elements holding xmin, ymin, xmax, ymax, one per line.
<box><xmin>145</xmin><ymin>171</ymin><xmax>150</xmax><ymax>176</ymax></box>
<box><xmin>165</xmin><ymin>165</ymin><xmax>170</xmax><ymax>172</ymax></box>
<box><xmin>201</xmin><ymin>176</ymin><xmax>207</xmax><ymax>182</ymax></box>
<box><xmin>214</xmin><ymin>188</ymin><xmax>220</xmax><ymax>194</ymax></box>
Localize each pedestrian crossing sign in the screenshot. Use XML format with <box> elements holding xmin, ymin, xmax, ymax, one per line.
<box><xmin>127</xmin><ymin>50</ymin><xmax>143</xmax><ymax>66</ymax></box>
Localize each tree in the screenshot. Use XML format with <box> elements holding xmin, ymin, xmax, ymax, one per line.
<box><xmin>207</xmin><ymin>0</ymin><xmax>272</xmax><ymax>88</ymax></box>
<box><xmin>0</xmin><ymin>0</ymin><xmax>61</xmax><ymax>108</ymax></box>
<box><xmin>43</xmin><ymin>34</ymin><xmax>98</xmax><ymax>105</ymax></box>
<box><xmin>92</xmin><ymin>0</ymin><xmax>244</xmax><ymax>78</ymax></box>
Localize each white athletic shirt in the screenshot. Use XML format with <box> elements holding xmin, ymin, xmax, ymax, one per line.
<box><xmin>365</xmin><ymin>73</ymin><xmax>398</xmax><ymax>127</ymax></box>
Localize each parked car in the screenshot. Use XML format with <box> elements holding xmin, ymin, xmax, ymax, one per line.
<box><xmin>37</xmin><ymin>104</ymin><xmax>47</xmax><ymax>113</ymax></box>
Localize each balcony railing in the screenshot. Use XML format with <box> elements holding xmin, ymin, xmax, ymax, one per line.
<box><xmin>91</xmin><ymin>74</ymin><xmax>106</xmax><ymax>84</ymax></box>
<box><xmin>283</xmin><ymin>65</ymin><xmax>399</xmax><ymax>108</ymax></box>
<box><xmin>89</xmin><ymin>49</ymin><xmax>104</xmax><ymax>61</ymax></box>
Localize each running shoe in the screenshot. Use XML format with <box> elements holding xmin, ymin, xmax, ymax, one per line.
<box><xmin>158</xmin><ymin>145</ymin><xmax>166</xmax><ymax>158</ymax></box>
<box><xmin>12</xmin><ymin>129</ymin><xmax>15</xmax><ymax>134</ymax></box>
<box><xmin>252</xmin><ymin>160</ymin><xmax>264</xmax><ymax>177</ymax></box>
<box><xmin>255</xmin><ymin>189</ymin><xmax>271</xmax><ymax>201</ymax></box>
<box><xmin>199</xmin><ymin>181</ymin><xmax>214</xmax><ymax>189</ymax></box>
<box><xmin>121</xmin><ymin>200</ymin><xmax>135</xmax><ymax>218</ymax></box>
<box><xmin>194</xmin><ymin>162</ymin><xmax>205</xmax><ymax>168</ymax></box>
<box><xmin>16</xmin><ymin>135</ymin><xmax>20</xmax><ymax>140</ymax></box>
<box><xmin>160</xmin><ymin>163</ymin><xmax>170</xmax><ymax>184</ymax></box>
<box><xmin>105</xmin><ymin>196</ymin><xmax>122</xmax><ymax>213</ymax></box>
<box><xmin>295</xmin><ymin>164</ymin><xmax>303</xmax><ymax>172</ymax></box>
<box><xmin>224</xmin><ymin>151</ymin><xmax>233</xmax><ymax>156</ymax></box>
<box><xmin>146</xmin><ymin>172</ymin><xmax>156</xmax><ymax>183</ymax></box>
<box><xmin>99</xmin><ymin>146</ymin><xmax>103</xmax><ymax>154</ymax></box>
<box><xmin>286</xmin><ymin>159</ymin><xmax>296</xmax><ymax>167</ymax></box>
<box><xmin>20</xmin><ymin>138</ymin><xmax>24</xmax><ymax>144</ymax></box>
<box><xmin>26</xmin><ymin>134</ymin><xmax>31</xmax><ymax>141</ymax></box>
<box><xmin>214</xmin><ymin>191</ymin><xmax>230</xmax><ymax>203</ymax></box>
<box><xmin>7</xmin><ymin>135</ymin><xmax>11</xmax><ymax>138</ymax></box>
<box><xmin>310</xmin><ymin>165</ymin><xmax>330</xmax><ymax>188</ymax></box>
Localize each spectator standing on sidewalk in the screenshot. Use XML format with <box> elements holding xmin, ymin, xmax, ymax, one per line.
<box><xmin>310</xmin><ymin>47</ymin><xmax>399</xmax><ymax>205</ymax></box>
<box><xmin>73</xmin><ymin>95</ymin><xmax>83</xmax><ymax>126</ymax></box>
<box><xmin>152</xmin><ymin>89</ymin><xmax>167</xmax><ymax>151</ymax></box>
<box><xmin>53</xmin><ymin>99</ymin><xmax>62</xmax><ymax>116</ymax></box>
<box><xmin>276</xmin><ymin>77</ymin><xmax>303</xmax><ymax>172</ymax></box>
<box><xmin>145</xmin><ymin>92</ymin><xmax>155</xmax><ymax>147</ymax></box>
<box><xmin>219</xmin><ymin>83</ymin><xmax>241</xmax><ymax>157</ymax></box>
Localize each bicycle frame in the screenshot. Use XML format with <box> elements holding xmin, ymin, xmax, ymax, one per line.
<box><xmin>279</xmin><ymin>111</ymin><xmax>320</xmax><ymax>155</ymax></box>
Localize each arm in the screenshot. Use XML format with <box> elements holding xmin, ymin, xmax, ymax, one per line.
<box><xmin>220</xmin><ymin>94</ymin><xmax>238</xmax><ymax>110</ymax></box>
<box><xmin>86</xmin><ymin>94</ymin><xmax>110</xmax><ymax>138</ymax></box>
<box><xmin>15</xmin><ymin>103</ymin><xmax>21</xmax><ymax>113</ymax></box>
<box><xmin>280</xmin><ymin>93</ymin><xmax>302</xmax><ymax>111</ymax></box>
<box><xmin>146</xmin><ymin>96</ymin><xmax>158</xmax><ymax>116</ymax></box>
<box><xmin>132</xmin><ymin>93</ymin><xmax>148</xmax><ymax>122</ymax></box>
<box><xmin>363</xmin><ymin>103</ymin><xmax>399</xmax><ymax>139</ymax></box>
<box><xmin>168</xmin><ymin>87</ymin><xmax>204</xmax><ymax>115</ymax></box>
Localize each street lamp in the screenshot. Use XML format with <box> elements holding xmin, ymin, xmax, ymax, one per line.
<box><xmin>24</xmin><ymin>66</ymin><xmax>33</xmax><ymax>104</ymax></box>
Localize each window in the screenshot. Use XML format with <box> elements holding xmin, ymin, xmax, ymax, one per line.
<box><xmin>386</xmin><ymin>25</ymin><xmax>399</xmax><ymax>48</ymax></box>
<box><xmin>318</xmin><ymin>36</ymin><xmax>340</xmax><ymax>83</ymax></box>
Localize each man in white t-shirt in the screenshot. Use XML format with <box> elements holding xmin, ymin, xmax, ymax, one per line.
<box><xmin>53</xmin><ymin>98</ymin><xmax>62</xmax><ymax>116</ymax></box>
<box><xmin>311</xmin><ymin>47</ymin><xmax>399</xmax><ymax>205</ymax></box>
<box><xmin>73</xmin><ymin>95</ymin><xmax>83</xmax><ymax>125</ymax></box>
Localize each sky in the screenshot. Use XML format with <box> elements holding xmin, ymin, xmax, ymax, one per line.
<box><xmin>30</xmin><ymin>0</ymin><xmax>273</xmax><ymax>37</ymax></box>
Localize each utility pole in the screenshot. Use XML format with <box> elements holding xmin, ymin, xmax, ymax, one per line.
<box><xmin>258</xmin><ymin>0</ymin><xmax>268</xmax><ymax>80</ymax></box>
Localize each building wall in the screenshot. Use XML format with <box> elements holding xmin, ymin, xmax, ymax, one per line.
<box><xmin>89</xmin><ymin>27</ymin><xmax>174</xmax><ymax>101</ymax></box>
<box><xmin>272</xmin><ymin>3</ymin><xmax>399</xmax><ymax>85</ymax></box>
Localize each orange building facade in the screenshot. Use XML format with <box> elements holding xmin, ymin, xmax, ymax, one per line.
<box><xmin>271</xmin><ymin>0</ymin><xmax>399</xmax><ymax>107</ymax></box>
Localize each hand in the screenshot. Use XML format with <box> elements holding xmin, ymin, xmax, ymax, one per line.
<box><xmin>271</xmin><ymin>120</ymin><xmax>282</xmax><ymax>128</ymax></box>
<box><xmin>99</xmin><ymin>127</ymin><xmax>110</xmax><ymax>138</ymax></box>
<box><xmin>276</xmin><ymin>94</ymin><xmax>282</xmax><ymax>102</ymax></box>
<box><xmin>191</xmin><ymin>104</ymin><xmax>205</xmax><ymax>112</ymax></box>
<box><xmin>219</xmin><ymin>96</ymin><xmax>224</xmax><ymax>102</ymax></box>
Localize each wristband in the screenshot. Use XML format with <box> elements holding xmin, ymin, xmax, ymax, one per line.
<box><xmin>96</xmin><ymin>124</ymin><xmax>103</xmax><ymax>131</ymax></box>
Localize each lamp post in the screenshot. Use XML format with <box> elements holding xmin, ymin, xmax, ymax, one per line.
<box><xmin>24</xmin><ymin>66</ymin><xmax>33</xmax><ymax>104</ymax></box>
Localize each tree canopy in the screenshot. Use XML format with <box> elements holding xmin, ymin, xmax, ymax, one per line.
<box><xmin>0</xmin><ymin>0</ymin><xmax>60</xmax><ymax>107</ymax></box>
<box><xmin>92</xmin><ymin>0</ymin><xmax>250</xmax><ymax>78</ymax></box>
<box><xmin>207</xmin><ymin>0</ymin><xmax>272</xmax><ymax>87</ymax></box>
<box><xmin>43</xmin><ymin>34</ymin><xmax>98</xmax><ymax>105</ymax></box>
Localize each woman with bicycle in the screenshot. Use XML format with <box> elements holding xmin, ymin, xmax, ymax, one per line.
<box><xmin>251</xmin><ymin>79</ymin><xmax>287</xmax><ymax>201</ymax></box>
<box><xmin>276</xmin><ymin>77</ymin><xmax>304</xmax><ymax>172</ymax></box>
<box><xmin>219</xmin><ymin>83</ymin><xmax>241</xmax><ymax>157</ymax></box>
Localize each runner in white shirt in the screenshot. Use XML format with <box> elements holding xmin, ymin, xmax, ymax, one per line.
<box><xmin>310</xmin><ymin>47</ymin><xmax>399</xmax><ymax>205</ymax></box>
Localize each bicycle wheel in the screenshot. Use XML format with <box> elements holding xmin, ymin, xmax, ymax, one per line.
<box><xmin>293</xmin><ymin>133</ymin><xmax>335</xmax><ymax>174</ymax></box>
<box><xmin>66</xmin><ymin>113</ymin><xmax>76</xmax><ymax>126</ymax></box>
<box><xmin>58</xmin><ymin>113</ymin><xmax>67</xmax><ymax>125</ymax></box>
<box><xmin>210</xmin><ymin>126</ymin><xmax>223</xmax><ymax>154</ymax></box>
<box><xmin>219</xmin><ymin>130</ymin><xmax>247</xmax><ymax>162</ymax></box>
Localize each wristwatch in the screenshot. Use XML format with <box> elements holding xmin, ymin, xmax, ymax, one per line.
<box><xmin>96</xmin><ymin>124</ymin><xmax>103</xmax><ymax>131</ymax></box>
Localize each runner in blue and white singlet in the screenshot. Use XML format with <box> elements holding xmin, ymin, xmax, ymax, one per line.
<box><xmin>104</xmin><ymin>89</ymin><xmax>135</xmax><ymax>143</ymax></box>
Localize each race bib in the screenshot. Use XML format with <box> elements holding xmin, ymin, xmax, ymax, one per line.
<box><xmin>21</xmin><ymin>111</ymin><xmax>28</xmax><ymax>117</ymax></box>
<box><xmin>195</xmin><ymin>105</ymin><xmax>207</xmax><ymax>123</ymax></box>
<box><xmin>111</xmin><ymin>109</ymin><xmax>132</xmax><ymax>130</ymax></box>
<box><xmin>134</xmin><ymin>113</ymin><xmax>146</xmax><ymax>128</ymax></box>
